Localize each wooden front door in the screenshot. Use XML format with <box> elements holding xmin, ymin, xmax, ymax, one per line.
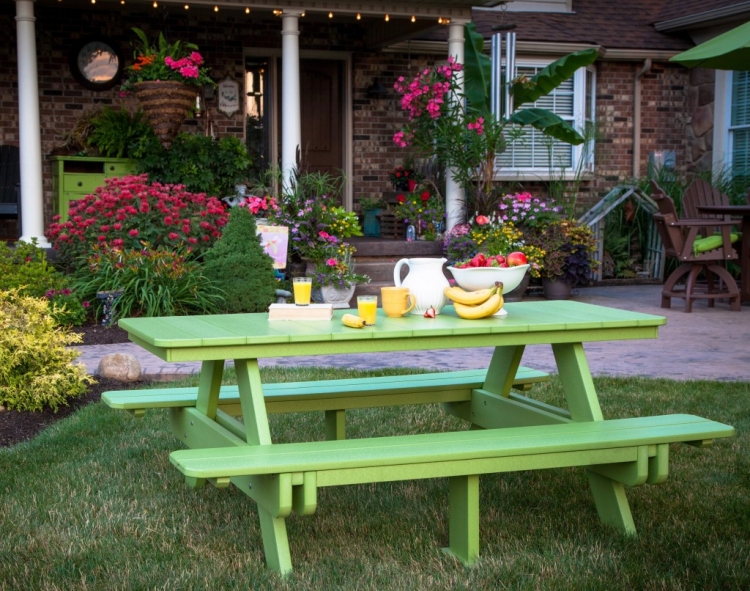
<box><xmin>298</xmin><ymin>59</ymin><xmax>343</xmax><ymax>176</ymax></box>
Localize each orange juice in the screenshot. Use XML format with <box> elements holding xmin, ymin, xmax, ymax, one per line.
<box><xmin>293</xmin><ymin>277</ymin><xmax>312</xmax><ymax>306</ymax></box>
<box><xmin>357</xmin><ymin>296</ymin><xmax>377</xmax><ymax>325</ymax></box>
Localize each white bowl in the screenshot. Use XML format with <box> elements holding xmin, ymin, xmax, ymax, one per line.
<box><xmin>447</xmin><ymin>264</ymin><xmax>530</xmax><ymax>293</ymax></box>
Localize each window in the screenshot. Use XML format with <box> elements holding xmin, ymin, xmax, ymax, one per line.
<box><xmin>729</xmin><ymin>70</ymin><xmax>750</xmax><ymax>178</ymax></box>
<box><xmin>496</xmin><ymin>62</ymin><xmax>595</xmax><ymax>177</ymax></box>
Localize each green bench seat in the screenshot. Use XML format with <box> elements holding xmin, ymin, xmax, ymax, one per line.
<box><xmin>169</xmin><ymin>413</ymin><xmax>734</xmax><ymax>566</ymax></box>
<box><xmin>103</xmin><ymin>367</ymin><xmax>550</xmax><ymax>439</ymax></box>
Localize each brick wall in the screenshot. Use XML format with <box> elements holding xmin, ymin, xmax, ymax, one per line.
<box><xmin>0</xmin><ymin>3</ymin><xmax>702</xmax><ymax>227</ymax></box>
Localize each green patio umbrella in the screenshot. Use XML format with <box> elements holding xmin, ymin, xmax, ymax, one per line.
<box><xmin>670</xmin><ymin>20</ymin><xmax>750</xmax><ymax>70</ymax></box>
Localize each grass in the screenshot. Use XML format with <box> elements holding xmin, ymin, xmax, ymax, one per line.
<box><xmin>0</xmin><ymin>367</ymin><xmax>748</xmax><ymax>590</ymax></box>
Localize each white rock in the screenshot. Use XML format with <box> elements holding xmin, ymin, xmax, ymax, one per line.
<box><xmin>97</xmin><ymin>353</ymin><xmax>142</xmax><ymax>382</ymax></box>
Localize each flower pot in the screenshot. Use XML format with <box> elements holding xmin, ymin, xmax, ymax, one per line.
<box><xmin>542</xmin><ymin>278</ymin><xmax>573</xmax><ymax>300</ymax></box>
<box><xmin>363</xmin><ymin>209</ymin><xmax>382</xmax><ymax>237</ymax></box>
<box><xmin>133</xmin><ymin>81</ymin><xmax>196</xmax><ymax>149</ymax></box>
<box><xmin>503</xmin><ymin>271</ymin><xmax>531</xmax><ymax>302</ymax></box>
<box><xmin>312</xmin><ymin>285</ymin><xmax>356</xmax><ymax>308</ymax></box>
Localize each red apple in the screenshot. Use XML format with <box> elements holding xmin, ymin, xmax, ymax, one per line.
<box><xmin>470</xmin><ymin>253</ymin><xmax>486</xmax><ymax>268</ymax></box>
<box><xmin>506</xmin><ymin>251</ymin><xmax>528</xmax><ymax>266</ymax></box>
<box><xmin>494</xmin><ymin>254</ymin><xmax>506</xmax><ymax>265</ymax></box>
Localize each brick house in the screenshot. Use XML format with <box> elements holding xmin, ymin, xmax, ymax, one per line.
<box><xmin>1</xmin><ymin>0</ymin><xmax>747</xmax><ymax>243</ymax></box>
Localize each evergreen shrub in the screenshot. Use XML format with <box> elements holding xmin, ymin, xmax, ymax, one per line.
<box><xmin>203</xmin><ymin>206</ymin><xmax>277</xmax><ymax>313</ymax></box>
<box><xmin>0</xmin><ymin>289</ymin><xmax>95</xmax><ymax>412</ymax></box>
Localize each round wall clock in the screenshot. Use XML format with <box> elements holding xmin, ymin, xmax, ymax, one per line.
<box><xmin>68</xmin><ymin>37</ymin><xmax>124</xmax><ymax>91</ymax></box>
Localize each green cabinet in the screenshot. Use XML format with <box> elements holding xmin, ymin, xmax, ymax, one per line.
<box><xmin>50</xmin><ymin>156</ymin><xmax>137</xmax><ymax>222</ymax></box>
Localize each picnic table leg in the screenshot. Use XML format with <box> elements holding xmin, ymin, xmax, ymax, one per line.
<box><xmin>444</xmin><ymin>474</ymin><xmax>480</xmax><ymax>564</ymax></box>
<box><xmin>483</xmin><ymin>344</ymin><xmax>526</xmax><ymax>397</ymax></box>
<box><xmin>552</xmin><ymin>343</ymin><xmax>637</xmax><ymax>535</ymax></box>
<box><xmin>258</xmin><ymin>508</ymin><xmax>294</xmax><ymax>575</ymax></box>
<box><xmin>234</xmin><ymin>358</ymin><xmax>295</xmax><ymax>572</ymax></box>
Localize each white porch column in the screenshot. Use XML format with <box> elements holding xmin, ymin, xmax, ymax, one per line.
<box><xmin>15</xmin><ymin>0</ymin><xmax>48</xmax><ymax>247</ymax></box>
<box><xmin>446</xmin><ymin>20</ymin><xmax>468</xmax><ymax>231</ymax></box>
<box><xmin>280</xmin><ymin>11</ymin><xmax>302</xmax><ymax>195</ymax></box>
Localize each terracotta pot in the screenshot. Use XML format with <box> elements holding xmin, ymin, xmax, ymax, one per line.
<box><xmin>542</xmin><ymin>277</ymin><xmax>573</xmax><ymax>300</ymax></box>
<box><xmin>133</xmin><ymin>81</ymin><xmax>196</xmax><ymax>149</ymax></box>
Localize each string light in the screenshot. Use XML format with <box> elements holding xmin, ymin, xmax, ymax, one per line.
<box><xmin>245</xmin><ymin>7</ymin><xmax>250</xmax><ymax>13</ymax></box>
<box><xmin>152</xmin><ymin>1</ymin><xmax>157</xmax><ymax>7</ymax></box>
<box><xmin>411</xmin><ymin>15</ymin><xmax>416</xmax><ymax>23</ymax></box>
<box><xmin>384</xmin><ymin>14</ymin><xmax>389</xmax><ymax>21</ymax></box>
<box><xmin>328</xmin><ymin>11</ymin><xmax>333</xmax><ymax>18</ymax></box>
<box><xmin>356</xmin><ymin>13</ymin><xmax>361</xmax><ymax>20</ymax></box>
<box><xmin>120</xmin><ymin>0</ymin><xmax>125</xmax><ymax>4</ymax></box>
<box><xmin>273</xmin><ymin>9</ymin><xmax>282</xmax><ymax>16</ymax></box>
<box><xmin>91</xmin><ymin>0</ymin><xmax>95</xmax><ymax>4</ymax></box>
<box><xmin>214</xmin><ymin>5</ymin><xmax>218</xmax><ymax>11</ymax></box>
<box><xmin>184</xmin><ymin>4</ymin><xmax>189</xmax><ymax>9</ymax></box>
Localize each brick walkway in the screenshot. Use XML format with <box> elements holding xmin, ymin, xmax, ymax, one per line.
<box><xmin>73</xmin><ymin>284</ymin><xmax>750</xmax><ymax>382</ymax></box>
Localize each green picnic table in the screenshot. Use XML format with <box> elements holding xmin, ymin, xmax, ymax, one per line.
<box><xmin>103</xmin><ymin>300</ymin><xmax>734</xmax><ymax>575</ymax></box>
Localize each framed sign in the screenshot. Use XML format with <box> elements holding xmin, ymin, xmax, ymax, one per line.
<box><xmin>257</xmin><ymin>224</ymin><xmax>289</xmax><ymax>269</ymax></box>
<box><xmin>217</xmin><ymin>78</ymin><xmax>240</xmax><ymax>118</ymax></box>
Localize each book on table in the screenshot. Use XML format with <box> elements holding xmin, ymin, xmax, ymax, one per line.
<box><xmin>268</xmin><ymin>303</ymin><xmax>334</xmax><ymax>321</ymax></box>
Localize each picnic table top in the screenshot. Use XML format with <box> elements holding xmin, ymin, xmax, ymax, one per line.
<box><xmin>119</xmin><ymin>300</ymin><xmax>665</xmax><ymax>357</ymax></box>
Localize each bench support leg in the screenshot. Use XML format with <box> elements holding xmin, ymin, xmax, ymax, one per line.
<box><xmin>257</xmin><ymin>507</ymin><xmax>294</xmax><ymax>575</ymax></box>
<box><xmin>445</xmin><ymin>474</ymin><xmax>480</xmax><ymax>565</ymax></box>
<box><xmin>586</xmin><ymin>471</ymin><xmax>637</xmax><ymax>535</ymax></box>
<box><xmin>325</xmin><ymin>409</ymin><xmax>346</xmax><ymax>440</ymax></box>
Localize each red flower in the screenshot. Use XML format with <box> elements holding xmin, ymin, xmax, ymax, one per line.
<box><xmin>420</xmin><ymin>191</ymin><xmax>430</xmax><ymax>201</ymax></box>
<box><xmin>396</xmin><ymin>194</ymin><xmax>406</xmax><ymax>203</ymax></box>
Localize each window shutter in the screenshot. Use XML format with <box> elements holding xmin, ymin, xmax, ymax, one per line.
<box><xmin>731</xmin><ymin>71</ymin><xmax>750</xmax><ymax>176</ymax></box>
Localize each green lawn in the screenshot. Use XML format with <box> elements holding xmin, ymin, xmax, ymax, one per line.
<box><xmin>0</xmin><ymin>368</ymin><xmax>748</xmax><ymax>590</ymax></box>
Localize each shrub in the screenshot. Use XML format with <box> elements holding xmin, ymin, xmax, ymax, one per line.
<box><xmin>0</xmin><ymin>289</ymin><xmax>95</xmax><ymax>412</ymax></box>
<box><xmin>202</xmin><ymin>206</ymin><xmax>277</xmax><ymax>313</ymax></box>
<box><xmin>134</xmin><ymin>133</ymin><xmax>252</xmax><ymax>197</ymax></box>
<box><xmin>0</xmin><ymin>240</ymin><xmax>90</xmax><ymax>326</ymax></box>
<box><xmin>72</xmin><ymin>244</ymin><xmax>224</xmax><ymax>321</ymax></box>
<box><xmin>45</xmin><ymin>174</ymin><xmax>229</xmax><ymax>272</ymax></box>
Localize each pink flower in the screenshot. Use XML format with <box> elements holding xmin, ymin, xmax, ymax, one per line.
<box><xmin>169</xmin><ymin>232</ymin><xmax>179</xmax><ymax>240</ymax></box>
<box><xmin>326</xmin><ymin>258</ymin><xmax>337</xmax><ymax>267</ymax></box>
<box><xmin>129</xmin><ymin>229</ymin><xmax>139</xmax><ymax>237</ymax></box>
<box><xmin>475</xmin><ymin>215</ymin><xmax>490</xmax><ymax>226</ymax></box>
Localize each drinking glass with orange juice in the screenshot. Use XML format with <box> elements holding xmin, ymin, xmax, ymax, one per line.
<box><xmin>293</xmin><ymin>277</ymin><xmax>312</xmax><ymax>306</ymax></box>
<box><xmin>357</xmin><ymin>295</ymin><xmax>377</xmax><ymax>325</ymax></box>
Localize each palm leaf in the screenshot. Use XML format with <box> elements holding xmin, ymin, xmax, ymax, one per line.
<box><xmin>463</xmin><ymin>22</ymin><xmax>493</xmax><ymax>117</ymax></box>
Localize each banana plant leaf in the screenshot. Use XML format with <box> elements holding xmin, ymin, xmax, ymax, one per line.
<box><xmin>508</xmin><ymin>108</ymin><xmax>586</xmax><ymax>145</ymax></box>
<box><xmin>511</xmin><ymin>48</ymin><xmax>600</xmax><ymax>108</ymax></box>
<box><xmin>463</xmin><ymin>22</ymin><xmax>493</xmax><ymax>116</ymax></box>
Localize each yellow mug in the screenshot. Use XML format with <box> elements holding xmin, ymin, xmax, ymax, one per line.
<box><xmin>381</xmin><ymin>286</ymin><xmax>417</xmax><ymax>318</ymax></box>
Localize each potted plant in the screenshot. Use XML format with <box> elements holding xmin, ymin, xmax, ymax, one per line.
<box><xmin>121</xmin><ymin>28</ymin><xmax>215</xmax><ymax>148</ymax></box>
<box><xmin>308</xmin><ymin>242</ymin><xmax>370</xmax><ymax>308</ymax></box>
<box><xmin>389</xmin><ymin>165</ymin><xmax>421</xmax><ymax>191</ymax></box>
<box><xmin>525</xmin><ymin>218</ymin><xmax>597</xmax><ymax>299</ymax></box>
<box><xmin>393</xmin><ymin>188</ymin><xmax>445</xmax><ymax>240</ymax></box>
<box><xmin>359</xmin><ymin>195</ymin><xmax>387</xmax><ymax>237</ymax></box>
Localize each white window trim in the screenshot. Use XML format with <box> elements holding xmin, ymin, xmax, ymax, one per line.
<box><xmin>495</xmin><ymin>61</ymin><xmax>595</xmax><ymax>182</ymax></box>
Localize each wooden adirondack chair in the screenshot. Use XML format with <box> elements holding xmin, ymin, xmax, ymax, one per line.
<box><xmin>682</xmin><ymin>178</ymin><xmax>737</xmax><ymax>236</ymax></box>
<box><xmin>651</xmin><ymin>180</ymin><xmax>741</xmax><ymax>312</ymax></box>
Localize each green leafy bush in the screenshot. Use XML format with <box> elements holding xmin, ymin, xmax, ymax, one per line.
<box><xmin>87</xmin><ymin>107</ymin><xmax>155</xmax><ymax>158</ymax></box>
<box><xmin>0</xmin><ymin>240</ymin><xmax>89</xmax><ymax>326</ymax></box>
<box><xmin>135</xmin><ymin>133</ymin><xmax>252</xmax><ymax>197</ymax></box>
<box><xmin>202</xmin><ymin>206</ymin><xmax>277</xmax><ymax>313</ymax></box>
<box><xmin>72</xmin><ymin>244</ymin><xmax>225</xmax><ymax>321</ymax></box>
<box><xmin>0</xmin><ymin>289</ymin><xmax>95</xmax><ymax>412</ymax></box>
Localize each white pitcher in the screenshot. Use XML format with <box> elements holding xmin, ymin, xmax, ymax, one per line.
<box><xmin>393</xmin><ymin>257</ymin><xmax>450</xmax><ymax>315</ymax></box>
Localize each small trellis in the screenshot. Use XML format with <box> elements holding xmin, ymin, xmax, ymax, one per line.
<box><xmin>578</xmin><ymin>186</ymin><xmax>665</xmax><ymax>282</ymax></box>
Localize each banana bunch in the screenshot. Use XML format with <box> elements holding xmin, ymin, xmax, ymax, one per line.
<box><xmin>342</xmin><ymin>313</ymin><xmax>367</xmax><ymax>328</ymax></box>
<box><xmin>444</xmin><ymin>284</ymin><xmax>504</xmax><ymax>319</ymax></box>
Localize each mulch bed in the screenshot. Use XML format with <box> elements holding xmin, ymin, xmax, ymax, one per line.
<box><xmin>0</xmin><ymin>322</ymin><xmax>140</xmax><ymax>449</ymax></box>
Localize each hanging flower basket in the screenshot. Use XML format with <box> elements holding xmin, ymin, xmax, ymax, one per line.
<box><xmin>133</xmin><ymin>81</ymin><xmax>196</xmax><ymax>149</ymax></box>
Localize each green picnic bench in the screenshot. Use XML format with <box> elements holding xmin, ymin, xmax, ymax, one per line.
<box><xmin>102</xmin><ymin>366</ymin><xmax>551</xmax><ymax>440</ymax></box>
<box><xmin>168</xmin><ymin>413</ymin><xmax>734</xmax><ymax>567</ymax></box>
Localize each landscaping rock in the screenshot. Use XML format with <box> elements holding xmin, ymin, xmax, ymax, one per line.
<box><xmin>97</xmin><ymin>353</ymin><xmax>142</xmax><ymax>382</ymax></box>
